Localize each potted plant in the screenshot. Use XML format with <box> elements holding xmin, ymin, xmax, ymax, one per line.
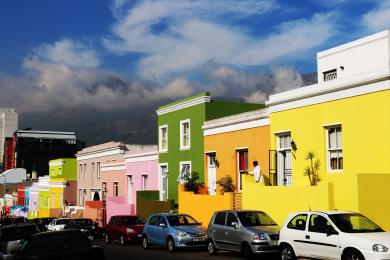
<box><xmin>182</xmin><ymin>172</ymin><xmax>204</xmax><ymax>194</ymax></box>
<box><xmin>216</xmin><ymin>175</ymin><xmax>236</xmax><ymax>194</ymax></box>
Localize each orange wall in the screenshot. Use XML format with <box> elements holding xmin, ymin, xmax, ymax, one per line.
<box><xmin>204</xmin><ymin>125</ymin><xmax>270</xmax><ymax>189</ymax></box>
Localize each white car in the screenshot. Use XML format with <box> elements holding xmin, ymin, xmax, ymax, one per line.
<box><xmin>47</xmin><ymin>218</ymin><xmax>71</xmax><ymax>231</ymax></box>
<box><xmin>279</xmin><ymin>211</ymin><xmax>390</xmax><ymax>260</ymax></box>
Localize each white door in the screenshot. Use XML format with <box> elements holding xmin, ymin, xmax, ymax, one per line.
<box><xmin>160</xmin><ymin>165</ymin><xmax>168</xmax><ymax>201</ymax></box>
<box><xmin>127</xmin><ymin>175</ymin><xmax>133</xmax><ymax>203</ymax></box>
<box><xmin>277</xmin><ymin>134</ymin><xmax>292</xmax><ymax>186</ymax></box>
<box><xmin>207</xmin><ymin>153</ymin><xmax>217</xmax><ymax>195</ymax></box>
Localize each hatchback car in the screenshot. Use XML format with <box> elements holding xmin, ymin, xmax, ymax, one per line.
<box><xmin>279</xmin><ymin>211</ymin><xmax>390</xmax><ymax>260</ymax></box>
<box><xmin>207</xmin><ymin>210</ymin><xmax>280</xmax><ymax>258</ymax></box>
<box><xmin>105</xmin><ymin>215</ymin><xmax>145</xmax><ymax>245</ymax></box>
<box><xmin>142</xmin><ymin>213</ymin><xmax>207</xmax><ymax>252</ymax></box>
<box><xmin>64</xmin><ymin>218</ymin><xmax>104</xmax><ymax>241</ymax></box>
<box><xmin>47</xmin><ymin>218</ymin><xmax>70</xmax><ymax>231</ymax></box>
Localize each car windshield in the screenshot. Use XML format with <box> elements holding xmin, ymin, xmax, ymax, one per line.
<box><xmin>167</xmin><ymin>215</ymin><xmax>200</xmax><ymax>226</ymax></box>
<box><xmin>329</xmin><ymin>213</ymin><xmax>384</xmax><ymax>233</ymax></box>
<box><xmin>237</xmin><ymin>211</ymin><xmax>277</xmax><ymax>226</ymax></box>
<box><xmin>121</xmin><ymin>216</ymin><xmax>145</xmax><ymax>225</ymax></box>
<box><xmin>74</xmin><ymin>219</ymin><xmax>94</xmax><ymax>226</ymax></box>
<box><xmin>56</xmin><ymin>219</ymin><xmax>70</xmax><ymax>225</ymax></box>
<box><xmin>1</xmin><ymin>225</ymin><xmax>38</xmax><ymax>242</ymax></box>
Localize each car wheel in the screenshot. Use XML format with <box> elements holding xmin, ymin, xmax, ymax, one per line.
<box><xmin>345</xmin><ymin>249</ymin><xmax>365</xmax><ymax>260</ymax></box>
<box><xmin>280</xmin><ymin>244</ymin><xmax>297</xmax><ymax>260</ymax></box>
<box><xmin>167</xmin><ymin>237</ymin><xmax>175</xmax><ymax>252</ymax></box>
<box><xmin>207</xmin><ymin>240</ymin><xmax>217</xmax><ymax>255</ymax></box>
<box><xmin>105</xmin><ymin>234</ymin><xmax>111</xmax><ymax>244</ymax></box>
<box><xmin>120</xmin><ymin>235</ymin><xmax>127</xmax><ymax>246</ymax></box>
<box><xmin>241</xmin><ymin>242</ymin><xmax>254</xmax><ymax>259</ymax></box>
<box><xmin>142</xmin><ymin>236</ymin><xmax>150</xmax><ymax>249</ymax></box>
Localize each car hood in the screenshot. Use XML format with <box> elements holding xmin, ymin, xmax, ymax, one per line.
<box><xmin>343</xmin><ymin>232</ymin><xmax>390</xmax><ymax>247</ymax></box>
<box><xmin>173</xmin><ymin>225</ymin><xmax>206</xmax><ymax>235</ymax></box>
<box><xmin>125</xmin><ymin>224</ymin><xmax>144</xmax><ymax>233</ymax></box>
<box><xmin>245</xmin><ymin>225</ymin><xmax>280</xmax><ymax>234</ymax></box>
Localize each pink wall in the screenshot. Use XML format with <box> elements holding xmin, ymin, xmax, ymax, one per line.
<box><xmin>106</xmin><ymin>196</ymin><xmax>135</xmax><ymax>223</ymax></box>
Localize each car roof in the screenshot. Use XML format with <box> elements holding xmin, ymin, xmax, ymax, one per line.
<box><xmin>30</xmin><ymin>229</ymin><xmax>81</xmax><ymax>238</ymax></box>
<box><xmin>112</xmin><ymin>215</ymin><xmax>140</xmax><ymax>218</ymax></box>
<box><xmin>0</xmin><ymin>223</ymin><xmax>36</xmax><ymax>230</ymax></box>
<box><xmin>214</xmin><ymin>210</ymin><xmax>266</xmax><ymax>214</ymax></box>
<box><xmin>289</xmin><ymin>210</ymin><xmax>356</xmax><ymax>215</ymax></box>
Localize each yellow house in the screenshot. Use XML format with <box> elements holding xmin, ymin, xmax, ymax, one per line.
<box><xmin>242</xmin><ymin>30</ymin><xmax>390</xmax><ymax>230</ymax></box>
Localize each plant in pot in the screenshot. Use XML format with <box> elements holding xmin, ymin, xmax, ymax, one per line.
<box><xmin>216</xmin><ymin>175</ymin><xmax>236</xmax><ymax>194</ymax></box>
<box><xmin>303</xmin><ymin>151</ymin><xmax>321</xmax><ymax>186</ymax></box>
<box><xmin>182</xmin><ymin>171</ymin><xmax>204</xmax><ymax>194</ymax></box>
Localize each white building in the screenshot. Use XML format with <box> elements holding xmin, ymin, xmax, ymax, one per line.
<box><xmin>0</xmin><ymin>108</ymin><xmax>18</xmax><ymax>170</ymax></box>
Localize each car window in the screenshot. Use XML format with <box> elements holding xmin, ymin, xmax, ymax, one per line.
<box><xmin>226</xmin><ymin>213</ymin><xmax>238</xmax><ymax>227</ymax></box>
<box><xmin>309</xmin><ymin>214</ymin><xmax>335</xmax><ymax>234</ymax></box>
<box><xmin>148</xmin><ymin>216</ymin><xmax>159</xmax><ymax>226</ymax></box>
<box><xmin>121</xmin><ymin>216</ymin><xmax>145</xmax><ymax>225</ymax></box>
<box><xmin>287</xmin><ymin>214</ymin><xmax>307</xmax><ymax>231</ymax></box>
<box><xmin>56</xmin><ymin>219</ymin><xmax>70</xmax><ymax>225</ymax></box>
<box><xmin>158</xmin><ymin>216</ymin><xmax>167</xmax><ymax>226</ymax></box>
<box><xmin>237</xmin><ymin>211</ymin><xmax>277</xmax><ymax>226</ymax></box>
<box><xmin>167</xmin><ymin>215</ymin><xmax>200</xmax><ymax>226</ymax></box>
<box><xmin>214</xmin><ymin>212</ymin><xmax>226</xmax><ymax>226</ymax></box>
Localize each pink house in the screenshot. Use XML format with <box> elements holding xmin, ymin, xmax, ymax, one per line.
<box><xmin>101</xmin><ymin>146</ymin><xmax>158</xmax><ymax>223</ymax></box>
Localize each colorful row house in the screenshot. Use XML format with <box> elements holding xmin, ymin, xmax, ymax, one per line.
<box><xmin>157</xmin><ymin>92</ymin><xmax>264</xmax><ymax>203</ymax></box>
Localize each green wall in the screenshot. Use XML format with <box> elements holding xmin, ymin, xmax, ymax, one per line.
<box><xmin>158</xmin><ymin>92</ymin><xmax>264</xmax><ymax>202</ymax></box>
<box><xmin>49</xmin><ymin>158</ymin><xmax>77</xmax><ymax>180</ymax></box>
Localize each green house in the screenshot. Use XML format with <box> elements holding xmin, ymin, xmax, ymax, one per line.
<box><xmin>157</xmin><ymin>92</ymin><xmax>264</xmax><ymax>203</ymax></box>
<box><xmin>49</xmin><ymin>158</ymin><xmax>77</xmax><ymax>180</ymax></box>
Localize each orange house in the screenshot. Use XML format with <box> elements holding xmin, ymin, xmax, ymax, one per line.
<box><xmin>203</xmin><ymin>108</ymin><xmax>270</xmax><ymax>194</ymax></box>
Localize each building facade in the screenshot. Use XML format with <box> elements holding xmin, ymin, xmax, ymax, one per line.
<box><xmin>0</xmin><ymin>108</ymin><xmax>18</xmax><ymax>171</ymax></box>
<box><xmin>157</xmin><ymin>92</ymin><xmax>264</xmax><ymax>202</ymax></box>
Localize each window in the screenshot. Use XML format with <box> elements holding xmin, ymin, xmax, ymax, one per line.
<box><xmin>208</xmin><ymin>153</ymin><xmax>216</xmax><ymax>167</ymax></box>
<box><xmin>178</xmin><ymin>161</ymin><xmax>191</xmax><ymax>184</ymax></box>
<box><xmin>159</xmin><ymin>125</ymin><xmax>168</xmax><ymax>152</ymax></box>
<box><xmin>323</xmin><ymin>69</ymin><xmax>337</xmax><ymax>82</ymax></box>
<box><xmin>51</xmin><ymin>169</ymin><xmax>54</xmax><ymax>177</ymax></box>
<box><xmin>79</xmin><ymin>164</ymin><xmax>82</xmax><ymax>180</ymax></box>
<box><xmin>102</xmin><ymin>182</ymin><xmax>107</xmax><ymax>201</ymax></box>
<box><xmin>226</xmin><ymin>213</ymin><xmax>238</xmax><ymax>227</ymax></box>
<box><xmin>142</xmin><ymin>175</ymin><xmax>148</xmax><ymax>190</ymax></box>
<box><xmin>160</xmin><ymin>164</ymin><xmax>168</xmax><ymax>201</ymax></box>
<box><xmin>308</xmin><ymin>214</ymin><xmax>335</xmax><ymax>234</ymax></box>
<box><xmin>148</xmin><ymin>216</ymin><xmax>159</xmax><ymax>226</ymax></box>
<box><xmin>287</xmin><ymin>214</ymin><xmax>308</xmax><ymax>231</ymax></box>
<box><xmin>180</xmin><ymin>119</ymin><xmax>190</xmax><ymax>150</ymax></box>
<box><xmin>113</xmin><ymin>182</ymin><xmax>119</xmax><ymax>196</ymax></box>
<box><xmin>97</xmin><ymin>162</ymin><xmax>100</xmax><ymax>180</ymax></box>
<box><xmin>214</xmin><ymin>212</ymin><xmax>226</xmax><ymax>225</ymax></box>
<box><xmin>237</xmin><ymin>149</ymin><xmax>248</xmax><ymax>190</ymax></box>
<box><xmin>326</xmin><ymin>125</ymin><xmax>343</xmax><ymax>171</ymax></box>
<box><xmin>83</xmin><ymin>164</ymin><xmax>87</xmax><ymax>180</ymax></box>
<box><xmin>91</xmin><ymin>163</ymin><xmax>95</xmax><ymax>180</ymax></box>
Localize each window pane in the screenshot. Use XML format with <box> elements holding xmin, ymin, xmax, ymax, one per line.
<box><xmin>287</xmin><ymin>214</ymin><xmax>307</xmax><ymax>231</ymax></box>
<box><xmin>308</xmin><ymin>214</ymin><xmax>334</xmax><ymax>234</ymax></box>
<box><xmin>214</xmin><ymin>212</ymin><xmax>226</xmax><ymax>225</ymax></box>
<box><xmin>226</xmin><ymin>213</ymin><xmax>238</xmax><ymax>226</ymax></box>
<box><xmin>329</xmin><ymin>128</ymin><xmax>337</xmax><ymax>149</ymax></box>
<box><xmin>336</xmin><ymin>127</ymin><xmax>342</xmax><ymax>148</ymax></box>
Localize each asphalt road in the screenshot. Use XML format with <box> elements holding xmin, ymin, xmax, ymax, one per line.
<box><xmin>94</xmin><ymin>240</ymin><xmax>281</xmax><ymax>260</ymax></box>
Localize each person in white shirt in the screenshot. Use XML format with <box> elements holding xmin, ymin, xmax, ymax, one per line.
<box><xmin>249</xmin><ymin>161</ymin><xmax>263</xmax><ymax>183</ymax></box>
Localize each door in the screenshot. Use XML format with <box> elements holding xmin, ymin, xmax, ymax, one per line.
<box><xmin>146</xmin><ymin>216</ymin><xmax>159</xmax><ymax>244</ymax></box>
<box><xmin>156</xmin><ymin>216</ymin><xmax>169</xmax><ymax>245</ymax></box>
<box><xmin>237</xmin><ymin>150</ymin><xmax>248</xmax><ymax>191</ymax></box>
<box><xmin>127</xmin><ymin>175</ymin><xmax>133</xmax><ymax>203</ymax></box>
<box><xmin>285</xmin><ymin>214</ymin><xmax>309</xmax><ymax>256</ymax></box>
<box><xmin>160</xmin><ymin>165</ymin><xmax>168</xmax><ymax>201</ymax></box>
<box><xmin>224</xmin><ymin>212</ymin><xmax>241</xmax><ymax>251</ymax></box>
<box><xmin>207</xmin><ymin>153</ymin><xmax>217</xmax><ymax>195</ymax></box>
<box><xmin>304</xmin><ymin>214</ymin><xmax>339</xmax><ymax>259</ymax></box>
<box><xmin>277</xmin><ymin>133</ymin><xmax>292</xmax><ymax>186</ymax></box>
<box><xmin>212</xmin><ymin>212</ymin><xmax>228</xmax><ymax>249</ymax></box>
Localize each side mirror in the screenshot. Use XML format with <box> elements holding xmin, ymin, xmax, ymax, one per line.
<box><xmin>231</xmin><ymin>222</ymin><xmax>239</xmax><ymax>229</ymax></box>
<box><xmin>159</xmin><ymin>223</ymin><xmax>167</xmax><ymax>228</ymax></box>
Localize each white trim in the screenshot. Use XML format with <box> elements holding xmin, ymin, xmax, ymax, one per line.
<box><xmin>159</xmin><ymin>124</ymin><xmax>168</xmax><ymax>153</ymax></box>
<box><xmin>101</xmin><ymin>164</ymin><xmax>126</xmax><ymax>172</ymax></box>
<box><xmin>125</xmin><ymin>154</ymin><xmax>158</xmax><ymax>163</ymax></box>
<box><xmin>323</xmin><ymin>122</ymin><xmax>342</xmax><ymax>128</ymax></box>
<box><xmin>77</xmin><ymin>147</ymin><xmax>126</xmax><ymax>161</ymax></box>
<box><xmin>273</xmin><ymin>130</ymin><xmax>292</xmax><ymax>135</ymax></box>
<box><xmin>204</xmin><ymin>150</ymin><xmax>216</xmax><ymax>154</ymax></box>
<box><xmin>156</xmin><ymin>95</ymin><xmax>211</xmax><ymax>115</ymax></box>
<box><xmin>204</xmin><ymin>118</ymin><xmax>270</xmax><ymax>136</ymax></box>
<box><xmin>178</xmin><ymin>161</ymin><xmax>192</xmax><ymax>183</ymax></box>
<box><xmin>235</xmin><ymin>147</ymin><xmax>248</xmax><ymax>151</ymax></box>
<box><xmin>49</xmin><ymin>160</ymin><xmax>65</xmax><ymax>167</ymax></box>
<box><xmin>158</xmin><ymin>163</ymin><xmax>168</xmax><ymax>201</ymax></box>
<box><xmin>180</xmin><ymin>119</ymin><xmax>191</xmax><ymax>150</ymax></box>
<box><xmin>325</xmin><ymin>125</ymin><xmax>344</xmax><ymax>173</ymax></box>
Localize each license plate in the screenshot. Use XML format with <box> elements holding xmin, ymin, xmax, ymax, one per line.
<box><xmin>138</xmin><ymin>234</ymin><xmax>142</xmax><ymax>238</ymax></box>
<box><xmin>193</xmin><ymin>238</ymin><xmax>205</xmax><ymax>242</ymax></box>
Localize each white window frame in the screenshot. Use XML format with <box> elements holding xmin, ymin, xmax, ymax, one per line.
<box><xmin>159</xmin><ymin>124</ymin><xmax>168</xmax><ymax>153</ymax></box>
<box><xmin>178</xmin><ymin>161</ymin><xmax>192</xmax><ymax>184</ymax></box>
<box><xmin>179</xmin><ymin>119</ymin><xmax>191</xmax><ymax>150</ymax></box>
<box><xmin>159</xmin><ymin>163</ymin><xmax>169</xmax><ymax>201</ymax></box>
<box><xmin>325</xmin><ymin>124</ymin><xmax>343</xmax><ymax>173</ymax></box>
<box><xmin>142</xmin><ymin>174</ymin><xmax>148</xmax><ymax>190</ymax></box>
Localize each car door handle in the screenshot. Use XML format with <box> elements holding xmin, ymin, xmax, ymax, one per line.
<box><xmin>305</xmin><ymin>235</ymin><xmax>310</xmax><ymax>239</ymax></box>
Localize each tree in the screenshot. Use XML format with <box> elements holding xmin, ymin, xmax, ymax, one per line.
<box><xmin>303</xmin><ymin>151</ymin><xmax>321</xmax><ymax>186</ymax></box>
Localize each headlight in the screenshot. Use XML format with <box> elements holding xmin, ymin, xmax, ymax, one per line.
<box><xmin>177</xmin><ymin>231</ymin><xmax>189</xmax><ymax>237</ymax></box>
<box><xmin>253</xmin><ymin>233</ymin><xmax>268</xmax><ymax>241</ymax></box>
<box><xmin>126</xmin><ymin>228</ymin><xmax>135</xmax><ymax>233</ymax></box>
<box><xmin>373</xmin><ymin>244</ymin><xmax>388</xmax><ymax>252</ymax></box>
<box><xmin>81</xmin><ymin>229</ymin><xmax>87</xmax><ymax>232</ymax></box>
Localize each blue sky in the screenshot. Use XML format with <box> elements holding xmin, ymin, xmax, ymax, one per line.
<box><xmin>0</xmin><ymin>0</ymin><xmax>389</xmax><ymax>112</ymax></box>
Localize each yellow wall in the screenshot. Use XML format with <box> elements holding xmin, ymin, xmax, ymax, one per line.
<box><xmin>49</xmin><ymin>186</ymin><xmax>65</xmax><ymax>209</ymax></box>
<box><xmin>178</xmin><ymin>185</ymin><xmax>233</xmax><ymax>227</ymax></box>
<box><xmin>204</xmin><ymin>125</ymin><xmax>270</xmax><ymax>189</ymax></box>
<box><xmin>270</xmin><ymin>90</ymin><xmax>390</xmax><ymax>186</ymax></box>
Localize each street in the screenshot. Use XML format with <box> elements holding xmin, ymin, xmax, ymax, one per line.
<box><xmin>94</xmin><ymin>241</ymin><xmax>281</xmax><ymax>260</ymax></box>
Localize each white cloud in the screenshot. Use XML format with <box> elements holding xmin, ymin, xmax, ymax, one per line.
<box><xmin>104</xmin><ymin>0</ymin><xmax>337</xmax><ymax>79</ymax></box>
<box><xmin>34</xmin><ymin>38</ymin><xmax>100</xmax><ymax>68</ymax></box>
<box><xmin>363</xmin><ymin>2</ymin><xmax>390</xmax><ymax>32</ymax></box>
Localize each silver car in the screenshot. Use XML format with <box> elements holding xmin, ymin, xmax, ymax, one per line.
<box><xmin>207</xmin><ymin>210</ymin><xmax>280</xmax><ymax>258</ymax></box>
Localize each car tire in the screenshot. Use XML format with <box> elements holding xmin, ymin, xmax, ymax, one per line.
<box><xmin>167</xmin><ymin>237</ymin><xmax>175</xmax><ymax>253</ymax></box>
<box><xmin>207</xmin><ymin>240</ymin><xmax>218</xmax><ymax>255</ymax></box>
<box><xmin>120</xmin><ymin>235</ymin><xmax>127</xmax><ymax>246</ymax></box>
<box><xmin>344</xmin><ymin>248</ymin><xmax>365</xmax><ymax>260</ymax></box>
<box><xmin>105</xmin><ymin>234</ymin><xmax>111</xmax><ymax>244</ymax></box>
<box><xmin>241</xmin><ymin>242</ymin><xmax>254</xmax><ymax>259</ymax></box>
<box><xmin>142</xmin><ymin>236</ymin><xmax>150</xmax><ymax>250</ymax></box>
<box><xmin>280</xmin><ymin>244</ymin><xmax>297</xmax><ymax>260</ymax></box>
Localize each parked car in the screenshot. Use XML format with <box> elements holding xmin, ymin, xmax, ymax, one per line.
<box><xmin>279</xmin><ymin>211</ymin><xmax>390</xmax><ymax>260</ymax></box>
<box><xmin>207</xmin><ymin>210</ymin><xmax>280</xmax><ymax>258</ymax></box>
<box><xmin>105</xmin><ymin>215</ymin><xmax>145</xmax><ymax>245</ymax></box>
<box><xmin>13</xmin><ymin>229</ymin><xmax>105</xmax><ymax>260</ymax></box>
<box><xmin>64</xmin><ymin>218</ymin><xmax>104</xmax><ymax>240</ymax></box>
<box><xmin>0</xmin><ymin>217</ymin><xmax>29</xmax><ymax>227</ymax></box>
<box><xmin>0</xmin><ymin>223</ymin><xmax>40</xmax><ymax>259</ymax></box>
<box><xmin>47</xmin><ymin>218</ymin><xmax>70</xmax><ymax>231</ymax></box>
<box><xmin>29</xmin><ymin>219</ymin><xmax>49</xmax><ymax>232</ymax></box>
<box><xmin>37</xmin><ymin>218</ymin><xmax>55</xmax><ymax>228</ymax></box>
<box><xmin>142</xmin><ymin>213</ymin><xmax>207</xmax><ymax>252</ymax></box>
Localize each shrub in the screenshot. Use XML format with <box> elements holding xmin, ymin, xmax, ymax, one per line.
<box><xmin>216</xmin><ymin>175</ymin><xmax>236</xmax><ymax>193</ymax></box>
<box><xmin>182</xmin><ymin>172</ymin><xmax>204</xmax><ymax>193</ymax></box>
<box><xmin>303</xmin><ymin>151</ymin><xmax>321</xmax><ymax>186</ymax></box>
